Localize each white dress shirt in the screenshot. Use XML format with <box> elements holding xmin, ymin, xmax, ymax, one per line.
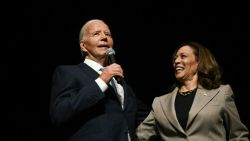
<box><xmin>84</xmin><ymin>59</ymin><xmax>124</xmax><ymax>109</ymax></box>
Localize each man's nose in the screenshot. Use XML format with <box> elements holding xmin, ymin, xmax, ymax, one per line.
<box><xmin>100</xmin><ymin>32</ymin><xmax>108</xmax><ymax>38</ymax></box>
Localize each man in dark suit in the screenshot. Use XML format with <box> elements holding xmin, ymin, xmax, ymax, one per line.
<box><xmin>49</xmin><ymin>19</ymin><xmax>148</xmax><ymax>141</ymax></box>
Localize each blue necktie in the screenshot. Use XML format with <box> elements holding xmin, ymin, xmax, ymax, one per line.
<box><xmin>99</xmin><ymin>68</ymin><xmax>118</xmax><ymax>94</ymax></box>
<box><xmin>99</xmin><ymin>67</ymin><xmax>123</xmax><ymax>108</ymax></box>
<box><xmin>110</xmin><ymin>78</ymin><xmax>118</xmax><ymax>94</ymax></box>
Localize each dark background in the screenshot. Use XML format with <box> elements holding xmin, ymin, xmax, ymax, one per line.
<box><xmin>14</xmin><ymin>1</ymin><xmax>250</xmax><ymax>140</ymax></box>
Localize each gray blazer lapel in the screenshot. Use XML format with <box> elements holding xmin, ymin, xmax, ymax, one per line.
<box><xmin>187</xmin><ymin>87</ymin><xmax>219</xmax><ymax>128</ymax></box>
<box><xmin>160</xmin><ymin>88</ymin><xmax>186</xmax><ymax>134</ymax></box>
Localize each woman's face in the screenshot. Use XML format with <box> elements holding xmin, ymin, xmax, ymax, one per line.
<box><xmin>173</xmin><ymin>45</ymin><xmax>198</xmax><ymax>82</ymax></box>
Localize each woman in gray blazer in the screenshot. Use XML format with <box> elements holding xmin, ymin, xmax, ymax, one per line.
<box><xmin>136</xmin><ymin>41</ymin><xmax>249</xmax><ymax>141</ymax></box>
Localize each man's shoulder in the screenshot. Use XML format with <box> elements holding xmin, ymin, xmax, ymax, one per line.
<box><xmin>53</xmin><ymin>63</ymin><xmax>84</xmax><ymax>74</ymax></box>
<box><xmin>55</xmin><ymin>63</ymin><xmax>82</xmax><ymax>69</ymax></box>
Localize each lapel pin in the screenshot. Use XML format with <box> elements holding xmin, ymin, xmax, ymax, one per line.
<box><xmin>203</xmin><ymin>93</ymin><xmax>207</xmax><ymax>96</ymax></box>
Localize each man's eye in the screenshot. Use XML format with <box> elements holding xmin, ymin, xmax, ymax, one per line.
<box><xmin>93</xmin><ymin>32</ymin><xmax>100</xmax><ymax>35</ymax></box>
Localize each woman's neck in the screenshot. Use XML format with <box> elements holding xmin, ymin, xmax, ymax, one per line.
<box><xmin>179</xmin><ymin>80</ymin><xmax>198</xmax><ymax>92</ymax></box>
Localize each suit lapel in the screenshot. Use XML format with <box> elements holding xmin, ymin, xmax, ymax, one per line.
<box><xmin>79</xmin><ymin>62</ymin><xmax>126</xmax><ymax>110</ymax></box>
<box><xmin>160</xmin><ymin>86</ymin><xmax>220</xmax><ymax>133</ymax></box>
<box><xmin>160</xmin><ymin>88</ymin><xmax>186</xmax><ymax>134</ymax></box>
<box><xmin>186</xmin><ymin>86</ymin><xmax>219</xmax><ymax>128</ymax></box>
<box><xmin>79</xmin><ymin>63</ymin><xmax>100</xmax><ymax>79</ymax></box>
<box><xmin>120</xmin><ymin>79</ymin><xmax>128</xmax><ymax>110</ymax></box>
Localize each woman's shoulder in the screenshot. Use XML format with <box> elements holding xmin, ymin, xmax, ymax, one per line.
<box><xmin>152</xmin><ymin>90</ymin><xmax>175</xmax><ymax>105</ymax></box>
<box><xmin>203</xmin><ymin>84</ymin><xmax>234</xmax><ymax>97</ymax></box>
<box><xmin>157</xmin><ymin>89</ymin><xmax>176</xmax><ymax>99</ymax></box>
<box><xmin>201</xmin><ymin>84</ymin><xmax>232</xmax><ymax>91</ymax></box>
<box><xmin>218</xmin><ymin>84</ymin><xmax>233</xmax><ymax>91</ymax></box>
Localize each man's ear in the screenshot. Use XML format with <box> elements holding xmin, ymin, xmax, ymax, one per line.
<box><xmin>80</xmin><ymin>42</ymin><xmax>87</xmax><ymax>58</ymax></box>
<box><xmin>80</xmin><ymin>41</ymin><xmax>87</xmax><ymax>52</ymax></box>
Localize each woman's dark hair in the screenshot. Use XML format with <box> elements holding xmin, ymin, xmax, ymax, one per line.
<box><xmin>172</xmin><ymin>41</ymin><xmax>222</xmax><ymax>90</ymax></box>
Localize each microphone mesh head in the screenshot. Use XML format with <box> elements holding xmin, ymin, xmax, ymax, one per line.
<box><xmin>106</xmin><ymin>48</ymin><xmax>116</xmax><ymax>55</ymax></box>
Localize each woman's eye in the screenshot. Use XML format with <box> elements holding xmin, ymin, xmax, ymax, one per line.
<box><xmin>181</xmin><ymin>55</ymin><xmax>187</xmax><ymax>58</ymax></box>
<box><xmin>105</xmin><ymin>33</ymin><xmax>111</xmax><ymax>37</ymax></box>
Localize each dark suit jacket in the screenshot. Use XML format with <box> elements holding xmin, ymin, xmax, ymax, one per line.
<box><xmin>50</xmin><ymin>63</ymin><xmax>147</xmax><ymax>141</ymax></box>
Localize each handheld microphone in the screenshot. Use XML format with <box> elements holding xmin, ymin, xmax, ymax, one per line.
<box><xmin>106</xmin><ymin>48</ymin><xmax>123</xmax><ymax>84</ymax></box>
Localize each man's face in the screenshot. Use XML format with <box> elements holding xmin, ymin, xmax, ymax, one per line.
<box><xmin>80</xmin><ymin>20</ymin><xmax>114</xmax><ymax>61</ymax></box>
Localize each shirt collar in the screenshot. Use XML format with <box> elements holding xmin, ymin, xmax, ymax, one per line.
<box><xmin>84</xmin><ymin>58</ymin><xmax>103</xmax><ymax>73</ymax></box>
